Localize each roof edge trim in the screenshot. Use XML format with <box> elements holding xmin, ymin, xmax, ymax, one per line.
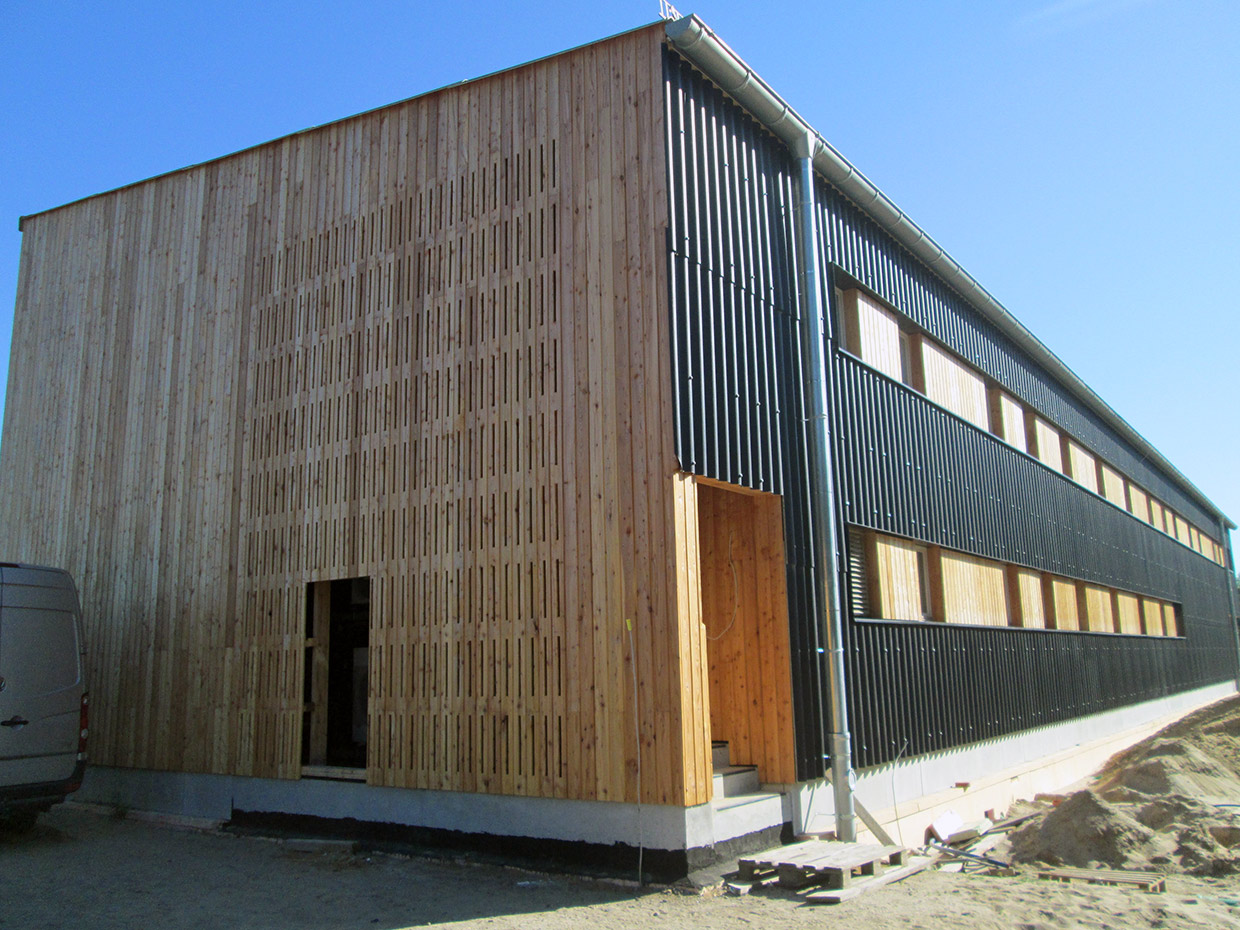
<box><xmin>18</xmin><ymin>20</ymin><xmax>667</xmax><ymax>227</ymax></box>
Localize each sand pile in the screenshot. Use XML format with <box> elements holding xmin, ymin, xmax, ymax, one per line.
<box><xmin>1004</xmin><ymin>696</ymin><xmax>1240</xmax><ymax>876</ymax></box>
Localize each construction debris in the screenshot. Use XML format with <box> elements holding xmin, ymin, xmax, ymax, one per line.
<box><xmin>1037</xmin><ymin>866</ymin><xmax>1166</xmax><ymax>893</ymax></box>
<box><xmin>738</xmin><ymin>840</ymin><xmax>908</xmax><ymax>890</ymax></box>
<box><xmin>1001</xmin><ymin>696</ymin><xmax>1240</xmax><ymax>877</ymax></box>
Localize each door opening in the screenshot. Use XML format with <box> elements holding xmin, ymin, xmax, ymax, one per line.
<box><xmin>302</xmin><ymin>577</ymin><xmax>370</xmax><ymax>770</ymax></box>
<box><xmin>696</xmin><ymin>481</ymin><xmax>796</xmax><ymax>789</ymax></box>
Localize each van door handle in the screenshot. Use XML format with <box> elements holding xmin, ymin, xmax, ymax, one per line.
<box><xmin>1</xmin><ymin>716</ymin><xmax>28</xmax><ymax>728</ymax></box>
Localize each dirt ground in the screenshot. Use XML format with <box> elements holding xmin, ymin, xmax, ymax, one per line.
<box><xmin>3</xmin><ymin>803</ymin><xmax>1240</xmax><ymax>930</ymax></box>
<box><xmin>6</xmin><ymin>697</ymin><xmax>1240</xmax><ymax>929</ymax></box>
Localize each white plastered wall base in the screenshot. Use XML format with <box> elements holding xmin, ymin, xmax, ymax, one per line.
<box><xmin>75</xmin><ymin>765</ymin><xmax>770</xmax><ymax>853</ymax></box>
<box><xmin>788</xmin><ymin>680</ymin><xmax>1237</xmax><ymax>843</ymax></box>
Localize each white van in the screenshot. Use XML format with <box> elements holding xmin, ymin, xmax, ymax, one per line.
<box><xmin>0</xmin><ymin>564</ymin><xmax>88</xmax><ymax>828</ymax></box>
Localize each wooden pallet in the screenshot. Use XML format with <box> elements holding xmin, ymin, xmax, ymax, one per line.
<box><xmin>1037</xmin><ymin>867</ymin><xmax>1166</xmax><ymax>893</ymax></box>
<box><xmin>739</xmin><ymin>841</ymin><xmax>907</xmax><ymax>890</ymax></box>
<box><xmin>804</xmin><ymin>857</ymin><xmax>932</xmax><ymax>904</ymax></box>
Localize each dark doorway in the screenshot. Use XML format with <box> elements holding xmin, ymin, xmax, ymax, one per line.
<box><xmin>302</xmin><ymin>577</ymin><xmax>370</xmax><ymax>770</ymax></box>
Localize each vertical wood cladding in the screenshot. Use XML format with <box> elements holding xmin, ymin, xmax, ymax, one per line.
<box><xmin>0</xmin><ymin>24</ymin><xmax>714</xmax><ymax>805</ymax></box>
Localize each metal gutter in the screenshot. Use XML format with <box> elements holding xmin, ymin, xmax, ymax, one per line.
<box><xmin>664</xmin><ymin>13</ymin><xmax>1232</xmax><ymax>529</ymax></box>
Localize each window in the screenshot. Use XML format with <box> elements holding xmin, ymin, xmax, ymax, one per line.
<box><xmin>853</xmin><ymin>529</ymin><xmax>1183</xmax><ymax>636</ymax></box>
<box><xmin>1050</xmin><ymin>577</ymin><xmax>1081</xmax><ymax>630</ymax></box>
<box><xmin>940</xmin><ymin>551</ymin><xmax>1009</xmax><ymax>626</ymax></box>
<box><xmin>988</xmin><ymin>388</ymin><xmax>1028</xmax><ymax>453</ymax></box>
<box><xmin>1027</xmin><ymin>415</ymin><xmax>1064</xmax><ymax>473</ymax></box>
<box><xmin>898</xmin><ymin>329</ymin><xmax>923</xmax><ymax>390</ymax></box>
<box><xmin>1081</xmin><ymin>583</ymin><xmax>1115</xmax><ymax>632</ymax></box>
<box><xmin>1006</xmin><ymin>566</ymin><xmax>1047</xmax><ymax>628</ymax></box>
<box><xmin>867</xmin><ymin>533</ymin><xmax>934</xmax><ymax>621</ymax></box>
<box><xmin>1064</xmin><ymin>439</ymin><xmax>1100</xmax><ymax>494</ymax></box>
<box><xmin>1173</xmin><ymin>513</ymin><xmax>1191</xmax><ymax>546</ymax></box>
<box><xmin>1141</xmin><ymin>598</ymin><xmax>1165</xmax><ymax>635</ymax></box>
<box><xmin>1164</xmin><ymin>602</ymin><xmax>1183</xmax><ymax>637</ymax></box>
<box><xmin>1099</xmin><ymin>464</ymin><xmax>1126</xmax><ymax>508</ymax></box>
<box><xmin>921</xmin><ymin>340</ymin><xmax>989</xmax><ymax>429</ymax></box>
<box><xmin>1115</xmin><ymin>592</ymin><xmax>1142</xmax><ymax>634</ymax></box>
<box><xmin>841</xmin><ymin>288</ymin><xmax>904</xmax><ymax>383</ymax></box>
<box><xmin>1149</xmin><ymin>498</ymin><xmax>1167</xmax><ymax>533</ymax></box>
<box><xmin>834</xmin><ymin>286</ymin><xmax>1221</xmax><ymax>566</ymax></box>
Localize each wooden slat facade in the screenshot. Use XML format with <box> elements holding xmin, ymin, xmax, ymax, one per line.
<box><xmin>0</xmin><ymin>24</ymin><xmax>720</xmax><ymax>806</ymax></box>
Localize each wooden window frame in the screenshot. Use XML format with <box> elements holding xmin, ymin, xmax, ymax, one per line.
<box><xmin>834</xmin><ymin>286</ymin><xmax>1219</xmax><ymax>566</ymax></box>
<box><xmin>853</xmin><ymin>529</ymin><xmax>1184</xmax><ymax>638</ymax></box>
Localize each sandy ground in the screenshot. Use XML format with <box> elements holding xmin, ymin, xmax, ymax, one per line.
<box><xmin>6</xmin><ymin>697</ymin><xmax>1240</xmax><ymax>929</ymax></box>
<box><xmin>3</xmin><ymin>803</ymin><xmax>1240</xmax><ymax>930</ymax></box>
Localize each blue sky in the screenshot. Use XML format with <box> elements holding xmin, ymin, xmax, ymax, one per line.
<box><xmin>2</xmin><ymin>0</ymin><xmax>1237</xmax><ymax>544</ymax></box>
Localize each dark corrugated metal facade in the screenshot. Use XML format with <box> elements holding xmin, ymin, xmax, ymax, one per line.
<box><xmin>663</xmin><ymin>46</ymin><xmax>1237</xmax><ymax>778</ymax></box>
<box><xmin>833</xmin><ymin>358</ymin><xmax>1233</xmax><ymax>764</ymax></box>
<box><xmin>664</xmin><ymin>50</ymin><xmax>830</xmax><ymax>776</ymax></box>
<box><xmin>814</xmin><ymin>184</ymin><xmax>1219</xmax><ymax>532</ymax></box>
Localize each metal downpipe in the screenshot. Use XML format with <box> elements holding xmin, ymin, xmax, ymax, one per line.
<box><xmin>792</xmin><ymin>133</ymin><xmax>855</xmax><ymax>842</ymax></box>
<box><xmin>1221</xmin><ymin>520</ymin><xmax>1240</xmax><ymax>688</ymax></box>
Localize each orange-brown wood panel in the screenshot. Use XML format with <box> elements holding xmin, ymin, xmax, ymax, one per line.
<box><xmin>1051</xmin><ymin>578</ymin><xmax>1081</xmax><ymax>631</ymax></box>
<box><xmin>672</xmin><ymin>471</ymin><xmax>711</xmax><ymax>806</ymax></box>
<box><xmin>940</xmin><ymin>551</ymin><xmax>1009</xmax><ymax>626</ymax></box>
<box><xmin>1029</xmin><ymin>416</ymin><xmax>1065</xmax><ymax>473</ymax></box>
<box><xmin>841</xmin><ymin>288</ymin><xmax>904</xmax><ymax>382</ymax></box>
<box><xmin>921</xmin><ymin>340</ymin><xmax>989</xmax><ymax>429</ymax></box>
<box><xmin>695</xmin><ymin>482</ymin><xmax>796</xmax><ymax>787</ymax></box>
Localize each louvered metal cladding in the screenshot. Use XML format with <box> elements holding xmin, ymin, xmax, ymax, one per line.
<box><xmin>664</xmin><ymin>44</ymin><xmax>1236</xmax><ymax>780</ymax></box>
<box><xmin>814</xmin><ymin>181</ymin><xmax>1218</xmax><ymax>532</ymax></box>
<box><xmin>665</xmin><ymin>52</ymin><xmax>796</xmax><ymax>492</ymax></box>
<box><xmin>845</xmin><ymin>526</ymin><xmax>872</xmax><ymax>620</ymax></box>
<box><xmin>833</xmin><ymin>356</ymin><xmax>1232</xmax><ymax>597</ymax></box>
<box><xmin>665</xmin><ymin>48</ymin><xmax>831</xmax><ymax>777</ymax></box>
<box><xmin>846</xmin><ymin>621</ymin><xmax>1225</xmax><ymax>767</ymax></box>
<box><xmin>833</xmin><ymin>354</ymin><xmax>1236</xmax><ymax>767</ymax></box>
